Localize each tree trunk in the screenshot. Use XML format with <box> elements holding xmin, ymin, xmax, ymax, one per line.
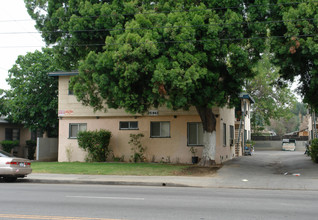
<box><xmin>196</xmin><ymin>106</ymin><xmax>217</xmax><ymax>166</ymax></box>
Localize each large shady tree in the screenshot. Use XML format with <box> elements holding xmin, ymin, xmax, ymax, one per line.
<box><xmin>26</xmin><ymin>0</ymin><xmax>268</xmax><ymax>165</ymax></box>
<box><xmin>269</xmin><ymin>1</ymin><xmax>318</xmax><ymax>111</ymax></box>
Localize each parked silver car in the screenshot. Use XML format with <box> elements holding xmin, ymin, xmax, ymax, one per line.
<box><xmin>0</xmin><ymin>150</ymin><xmax>32</xmax><ymax>182</ymax></box>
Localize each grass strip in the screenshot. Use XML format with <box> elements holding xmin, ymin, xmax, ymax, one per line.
<box><xmin>31</xmin><ymin>162</ymin><xmax>193</xmax><ymax>176</ymax></box>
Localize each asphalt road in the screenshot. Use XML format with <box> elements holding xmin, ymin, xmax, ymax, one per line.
<box><xmin>0</xmin><ymin>183</ymin><xmax>318</xmax><ymax>220</ymax></box>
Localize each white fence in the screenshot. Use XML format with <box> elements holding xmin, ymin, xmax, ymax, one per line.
<box><xmin>254</xmin><ymin>140</ymin><xmax>307</xmax><ymax>151</ymax></box>
<box><xmin>36</xmin><ymin>138</ymin><xmax>58</xmax><ymax>161</ymax></box>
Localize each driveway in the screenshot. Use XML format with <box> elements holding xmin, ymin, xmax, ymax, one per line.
<box><xmin>213</xmin><ymin>151</ymin><xmax>318</xmax><ymax>190</ymax></box>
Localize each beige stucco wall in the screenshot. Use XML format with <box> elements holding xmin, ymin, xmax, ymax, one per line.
<box><xmin>58</xmin><ymin>76</ymin><xmax>219</xmax><ymax>117</ymax></box>
<box><xmin>308</xmin><ymin>114</ymin><xmax>312</xmax><ymax>141</ymax></box>
<box><xmin>308</xmin><ymin>113</ymin><xmax>318</xmax><ymax>141</ymax></box>
<box><xmin>57</xmin><ymin>75</ymin><xmax>236</xmax><ymax>164</ymax></box>
<box><xmin>58</xmin><ymin>111</ymin><xmax>234</xmax><ymax>164</ymax></box>
<box><xmin>217</xmin><ymin>107</ymin><xmax>236</xmax><ymax>162</ymax></box>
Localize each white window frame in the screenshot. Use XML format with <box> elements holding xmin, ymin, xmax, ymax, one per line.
<box><xmin>187</xmin><ymin>122</ymin><xmax>204</xmax><ymax>146</ymax></box>
<box><xmin>119</xmin><ymin>121</ymin><xmax>139</xmax><ymax>130</ymax></box>
<box><xmin>223</xmin><ymin>123</ymin><xmax>227</xmax><ymax>146</ymax></box>
<box><xmin>68</xmin><ymin>80</ymin><xmax>74</xmax><ymax>95</ymax></box>
<box><xmin>229</xmin><ymin>125</ymin><xmax>234</xmax><ymax>146</ymax></box>
<box><xmin>69</xmin><ymin>123</ymin><xmax>87</xmax><ymax>139</ymax></box>
<box><xmin>150</xmin><ymin>121</ymin><xmax>170</xmax><ymax>138</ymax></box>
<box><xmin>5</xmin><ymin>128</ymin><xmax>20</xmax><ymax>141</ymax></box>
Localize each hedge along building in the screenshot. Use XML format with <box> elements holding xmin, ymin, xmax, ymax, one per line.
<box><xmin>49</xmin><ymin>71</ymin><xmax>253</xmax><ymax>164</ymax></box>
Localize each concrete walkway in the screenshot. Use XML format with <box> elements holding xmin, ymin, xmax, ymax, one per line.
<box><xmin>24</xmin><ymin>151</ymin><xmax>318</xmax><ymax>190</ymax></box>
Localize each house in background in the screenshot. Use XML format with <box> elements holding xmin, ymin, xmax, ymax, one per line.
<box><xmin>234</xmin><ymin>93</ymin><xmax>255</xmax><ymax>156</ymax></box>
<box><xmin>0</xmin><ymin>117</ymin><xmax>32</xmax><ymax>157</ymax></box>
<box><xmin>49</xmin><ymin>71</ymin><xmax>254</xmax><ymax>164</ymax></box>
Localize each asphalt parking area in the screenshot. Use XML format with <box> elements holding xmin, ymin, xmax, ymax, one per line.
<box><xmin>214</xmin><ymin>151</ymin><xmax>318</xmax><ymax>190</ymax></box>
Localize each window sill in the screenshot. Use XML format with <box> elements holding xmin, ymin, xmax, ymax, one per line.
<box><xmin>187</xmin><ymin>145</ymin><xmax>204</xmax><ymax>147</ymax></box>
<box><xmin>150</xmin><ymin>136</ymin><xmax>171</xmax><ymax>138</ymax></box>
<box><xmin>119</xmin><ymin>128</ymin><xmax>139</xmax><ymax>130</ymax></box>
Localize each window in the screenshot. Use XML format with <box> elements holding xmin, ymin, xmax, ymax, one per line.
<box><xmin>5</xmin><ymin>128</ymin><xmax>20</xmax><ymax>141</ymax></box>
<box><xmin>150</xmin><ymin>122</ymin><xmax>170</xmax><ymax>138</ymax></box>
<box><xmin>69</xmin><ymin>123</ymin><xmax>87</xmax><ymax>138</ymax></box>
<box><xmin>119</xmin><ymin>121</ymin><xmax>138</xmax><ymax>130</ymax></box>
<box><xmin>187</xmin><ymin>123</ymin><xmax>203</xmax><ymax>146</ymax></box>
<box><xmin>223</xmin><ymin>123</ymin><xmax>227</xmax><ymax>146</ymax></box>
<box><xmin>230</xmin><ymin>125</ymin><xmax>234</xmax><ymax>146</ymax></box>
<box><xmin>68</xmin><ymin>80</ymin><xmax>74</xmax><ymax>95</ymax></box>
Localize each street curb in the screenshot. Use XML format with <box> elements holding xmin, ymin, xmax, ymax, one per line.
<box><xmin>22</xmin><ymin>178</ymin><xmax>190</xmax><ymax>187</ymax></box>
<box><xmin>20</xmin><ymin>179</ymin><xmax>318</xmax><ymax>191</ymax></box>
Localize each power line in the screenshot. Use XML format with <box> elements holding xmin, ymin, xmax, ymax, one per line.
<box><xmin>102</xmin><ymin>34</ymin><xmax>315</xmax><ymax>46</ymax></box>
<box><xmin>0</xmin><ymin>17</ymin><xmax>316</xmax><ymax>35</ymax></box>
<box><xmin>0</xmin><ymin>1</ymin><xmax>316</xmax><ymax>23</ymax></box>
<box><xmin>0</xmin><ymin>45</ymin><xmax>45</xmax><ymax>48</ymax></box>
<box><xmin>0</xmin><ymin>34</ymin><xmax>314</xmax><ymax>49</ymax></box>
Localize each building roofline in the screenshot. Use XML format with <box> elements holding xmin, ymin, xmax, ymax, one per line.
<box><xmin>48</xmin><ymin>71</ymin><xmax>79</xmax><ymax>76</ymax></box>
<box><xmin>0</xmin><ymin>118</ymin><xmax>9</xmax><ymax>124</ymax></box>
<box><xmin>239</xmin><ymin>92</ymin><xmax>255</xmax><ymax>104</ymax></box>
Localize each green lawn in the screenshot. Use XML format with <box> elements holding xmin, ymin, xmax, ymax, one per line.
<box><xmin>31</xmin><ymin>162</ymin><xmax>194</xmax><ymax>176</ymax></box>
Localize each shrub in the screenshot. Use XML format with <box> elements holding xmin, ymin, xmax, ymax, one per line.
<box><xmin>26</xmin><ymin>140</ymin><xmax>37</xmax><ymax>160</ymax></box>
<box><xmin>77</xmin><ymin>129</ymin><xmax>111</xmax><ymax>162</ymax></box>
<box><xmin>129</xmin><ymin>133</ymin><xmax>146</xmax><ymax>163</ymax></box>
<box><xmin>0</xmin><ymin>140</ymin><xmax>19</xmax><ymax>153</ymax></box>
<box><xmin>310</xmin><ymin>139</ymin><xmax>318</xmax><ymax>163</ymax></box>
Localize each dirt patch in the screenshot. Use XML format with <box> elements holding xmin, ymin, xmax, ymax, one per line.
<box><xmin>176</xmin><ymin>165</ymin><xmax>221</xmax><ymax>176</ymax></box>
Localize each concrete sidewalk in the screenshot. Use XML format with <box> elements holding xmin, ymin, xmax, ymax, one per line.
<box><xmin>23</xmin><ymin>151</ymin><xmax>318</xmax><ymax>190</ymax></box>
<box><xmin>24</xmin><ymin>171</ymin><xmax>318</xmax><ymax>190</ymax></box>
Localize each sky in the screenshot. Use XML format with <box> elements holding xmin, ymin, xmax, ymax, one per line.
<box><xmin>0</xmin><ymin>0</ymin><xmax>45</xmax><ymax>90</ymax></box>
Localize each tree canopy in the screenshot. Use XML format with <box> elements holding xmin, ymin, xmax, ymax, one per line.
<box><xmin>269</xmin><ymin>1</ymin><xmax>318</xmax><ymax>110</ymax></box>
<box><xmin>25</xmin><ymin>0</ymin><xmax>136</xmax><ymax>70</ymax></box>
<box><xmin>3</xmin><ymin>48</ymin><xmax>59</xmax><ymax>136</ymax></box>
<box><xmin>269</xmin><ymin>102</ymin><xmax>307</xmax><ymax>136</ymax></box>
<box><xmin>245</xmin><ymin>44</ymin><xmax>297</xmax><ymax>134</ymax></box>
<box><xmin>26</xmin><ymin>0</ymin><xmax>267</xmax><ymax>111</ymax></box>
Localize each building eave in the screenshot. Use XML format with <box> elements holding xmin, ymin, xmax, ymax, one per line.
<box><xmin>48</xmin><ymin>71</ymin><xmax>79</xmax><ymax>77</ymax></box>
<box><xmin>239</xmin><ymin>92</ymin><xmax>255</xmax><ymax>104</ymax></box>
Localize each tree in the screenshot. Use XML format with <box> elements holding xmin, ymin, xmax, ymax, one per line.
<box><xmin>26</xmin><ymin>1</ymin><xmax>268</xmax><ymax>165</ymax></box>
<box><xmin>291</xmin><ymin>102</ymin><xmax>307</xmax><ymax>117</ymax></box>
<box><xmin>269</xmin><ymin>116</ymin><xmax>299</xmax><ymax>136</ymax></box>
<box><xmin>0</xmin><ymin>90</ymin><xmax>9</xmax><ymax>116</ymax></box>
<box><xmin>24</xmin><ymin>0</ymin><xmax>132</xmax><ymax>70</ymax></box>
<box><xmin>245</xmin><ymin>43</ymin><xmax>296</xmax><ymax>134</ymax></box>
<box><xmin>3</xmin><ymin>48</ymin><xmax>59</xmax><ymax>136</ymax></box>
<box><xmin>268</xmin><ymin>101</ymin><xmax>307</xmax><ymax>136</ymax></box>
<box><xmin>269</xmin><ymin>1</ymin><xmax>318</xmax><ymax>111</ymax></box>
